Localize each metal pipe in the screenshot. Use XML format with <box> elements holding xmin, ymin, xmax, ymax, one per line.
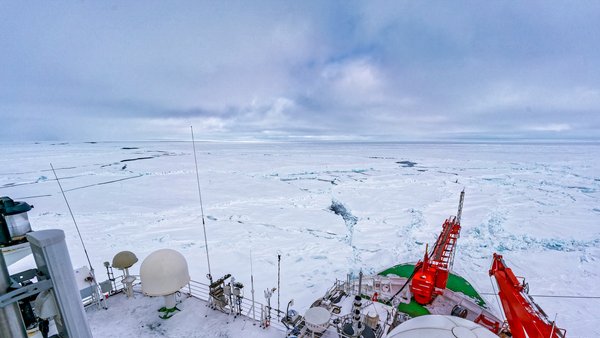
<box><xmin>277</xmin><ymin>254</ymin><xmax>281</xmax><ymax>319</ymax></box>
<box><xmin>250</xmin><ymin>251</ymin><xmax>256</xmax><ymax>321</ymax></box>
<box><xmin>0</xmin><ymin>251</ymin><xmax>27</xmax><ymax>338</ymax></box>
<box><xmin>456</xmin><ymin>190</ymin><xmax>465</xmax><ymax>224</ymax></box>
<box><xmin>358</xmin><ymin>270</ymin><xmax>363</xmax><ymax>296</ymax></box>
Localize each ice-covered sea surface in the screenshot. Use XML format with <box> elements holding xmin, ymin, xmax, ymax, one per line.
<box><xmin>1</xmin><ymin>141</ymin><xmax>599</xmax><ymax>337</ymax></box>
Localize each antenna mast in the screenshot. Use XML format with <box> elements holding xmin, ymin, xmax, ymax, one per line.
<box><xmin>191</xmin><ymin>126</ymin><xmax>213</xmax><ymax>283</ymax></box>
<box><xmin>250</xmin><ymin>250</ymin><xmax>256</xmax><ymax>322</ymax></box>
<box><xmin>277</xmin><ymin>254</ymin><xmax>281</xmax><ymax>319</ymax></box>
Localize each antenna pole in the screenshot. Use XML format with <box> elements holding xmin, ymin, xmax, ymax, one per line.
<box><xmin>549</xmin><ymin>314</ymin><xmax>557</xmax><ymax>338</ymax></box>
<box><xmin>50</xmin><ymin>163</ymin><xmax>106</xmax><ymax>309</ymax></box>
<box><xmin>191</xmin><ymin>126</ymin><xmax>213</xmax><ymax>283</ymax></box>
<box><xmin>250</xmin><ymin>250</ymin><xmax>256</xmax><ymax>322</ymax></box>
<box><xmin>277</xmin><ymin>254</ymin><xmax>281</xmax><ymax>319</ymax></box>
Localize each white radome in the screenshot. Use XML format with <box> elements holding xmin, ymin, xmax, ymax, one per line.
<box><xmin>140</xmin><ymin>248</ymin><xmax>191</xmax><ymax>297</ymax></box>
<box><xmin>303</xmin><ymin>307</ymin><xmax>331</xmax><ymax>333</ymax></box>
<box><xmin>386</xmin><ymin>315</ymin><xmax>498</xmax><ymax>338</ymax></box>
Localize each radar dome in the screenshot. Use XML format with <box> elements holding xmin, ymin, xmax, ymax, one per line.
<box><xmin>304</xmin><ymin>307</ymin><xmax>331</xmax><ymax>333</ymax></box>
<box><xmin>112</xmin><ymin>251</ymin><xmax>138</xmax><ymax>270</ymax></box>
<box><xmin>386</xmin><ymin>315</ymin><xmax>497</xmax><ymax>338</ymax></box>
<box><xmin>140</xmin><ymin>249</ymin><xmax>190</xmax><ymax>296</ymax></box>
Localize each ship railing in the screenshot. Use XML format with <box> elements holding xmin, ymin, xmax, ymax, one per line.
<box><xmin>100</xmin><ymin>276</ymin><xmax>289</xmax><ymax>332</ymax></box>
<box><xmin>183</xmin><ymin>279</ymin><xmax>288</xmax><ymax>333</ymax></box>
<box><xmin>343</xmin><ymin>275</ymin><xmax>408</xmax><ymax>301</ymax></box>
<box><xmin>186</xmin><ymin>278</ymin><xmax>395</xmax><ymax>338</ymax></box>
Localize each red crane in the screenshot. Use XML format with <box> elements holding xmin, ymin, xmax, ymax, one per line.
<box><xmin>489</xmin><ymin>253</ymin><xmax>566</xmax><ymax>338</ymax></box>
<box><xmin>410</xmin><ymin>190</ymin><xmax>464</xmax><ymax>305</ymax></box>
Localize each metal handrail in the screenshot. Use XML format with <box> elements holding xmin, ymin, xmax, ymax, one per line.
<box><xmin>183</xmin><ymin>279</ymin><xmax>288</xmax><ymax>332</ymax></box>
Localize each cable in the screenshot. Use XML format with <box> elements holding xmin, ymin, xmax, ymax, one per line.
<box><xmin>480</xmin><ymin>292</ymin><xmax>600</xmax><ymax>299</ymax></box>
<box><xmin>489</xmin><ymin>276</ymin><xmax>505</xmax><ymax>322</ymax></box>
<box><xmin>389</xmin><ymin>267</ymin><xmax>418</xmax><ymax>303</ymax></box>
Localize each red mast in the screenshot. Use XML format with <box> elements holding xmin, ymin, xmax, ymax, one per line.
<box><xmin>410</xmin><ymin>190</ymin><xmax>464</xmax><ymax>305</ymax></box>
<box><xmin>489</xmin><ymin>253</ymin><xmax>566</xmax><ymax>338</ymax></box>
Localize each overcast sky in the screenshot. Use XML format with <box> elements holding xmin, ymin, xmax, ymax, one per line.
<box><xmin>1</xmin><ymin>1</ymin><xmax>599</xmax><ymax>141</ymax></box>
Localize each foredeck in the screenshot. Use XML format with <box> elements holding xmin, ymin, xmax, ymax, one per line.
<box><xmin>379</xmin><ymin>263</ymin><xmax>487</xmax><ymax>307</ymax></box>
<box><xmin>85</xmin><ymin>282</ymin><xmax>283</xmax><ymax>338</ymax></box>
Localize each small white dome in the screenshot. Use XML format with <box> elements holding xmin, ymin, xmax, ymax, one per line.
<box><xmin>140</xmin><ymin>249</ymin><xmax>190</xmax><ymax>296</ymax></box>
<box><xmin>386</xmin><ymin>315</ymin><xmax>497</xmax><ymax>338</ymax></box>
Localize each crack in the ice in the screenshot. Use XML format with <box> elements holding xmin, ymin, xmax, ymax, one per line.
<box><xmin>328</xmin><ymin>199</ymin><xmax>363</xmax><ymax>270</ymax></box>
<box><xmin>329</xmin><ymin>200</ymin><xmax>358</xmax><ymax>246</ymax></box>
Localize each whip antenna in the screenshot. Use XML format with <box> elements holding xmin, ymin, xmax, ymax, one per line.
<box><xmin>50</xmin><ymin>163</ymin><xmax>106</xmax><ymax>308</ymax></box>
<box><xmin>191</xmin><ymin>126</ymin><xmax>213</xmax><ymax>282</ymax></box>
<box><xmin>277</xmin><ymin>254</ymin><xmax>281</xmax><ymax>319</ymax></box>
<box><xmin>50</xmin><ymin>163</ymin><xmax>94</xmax><ymax>270</ymax></box>
<box><xmin>250</xmin><ymin>249</ymin><xmax>256</xmax><ymax>322</ymax></box>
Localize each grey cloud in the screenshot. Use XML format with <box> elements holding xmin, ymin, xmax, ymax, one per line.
<box><xmin>1</xmin><ymin>1</ymin><xmax>599</xmax><ymax>141</ymax></box>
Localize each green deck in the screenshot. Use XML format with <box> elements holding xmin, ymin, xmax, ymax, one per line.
<box><xmin>397</xmin><ymin>299</ymin><xmax>431</xmax><ymax>317</ymax></box>
<box><xmin>378</xmin><ymin>263</ymin><xmax>487</xmax><ymax>315</ymax></box>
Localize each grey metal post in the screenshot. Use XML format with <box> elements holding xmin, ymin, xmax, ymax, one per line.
<box><xmin>0</xmin><ymin>251</ymin><xmax>27</xmax><ymax>338</ymax></box>
<box><xmin>277</xmin><ymin>254</ymin><xmax>281</xmax><ymax>319</ymax></box>
<box><xmin>456</xmin><ymin>190</ymin><xmax>465</xmax><ymax>224</ymax></box>
<box><xmin>358</xmin><ymin>270</ymin><xmax>363</xmax><ymax>296</ymax></box>
<box><xmin>27</xmin><ymin>229</ymin><xmax>93</xmax><ymax>338</ymax></box>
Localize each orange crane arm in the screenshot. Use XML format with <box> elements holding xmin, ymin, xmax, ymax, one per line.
<box><xmin>411</xmin><ymin>191</ymin><xmax>464</xmax><ymax>305</ymax></box>
<box><xmin>489</xmin><ymin>253</ymin><xmax>566</xmax><ymax>338</ymax></box>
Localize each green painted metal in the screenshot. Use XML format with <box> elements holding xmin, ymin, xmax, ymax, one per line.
<box><xmin>379</xmin><ymin>263</ymin><xmax>487</xmax><ymax>308</ymax></box>
<box><xmin>397</xmin><ymin>299</ymin><xmax>430</xmax><ymax>317</ymax></box>
<box><xmin>379</xmin><ymin>264</ymin><xmax>415</xmax><ymax>279</ymax></box>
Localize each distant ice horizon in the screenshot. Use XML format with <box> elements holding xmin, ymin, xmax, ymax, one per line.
<box><xmin>2</xmin><ymin>137</ymin><xmax>600</xmax><ymax>145</ymax></box>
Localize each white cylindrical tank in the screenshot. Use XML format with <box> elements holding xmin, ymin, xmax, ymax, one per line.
<box><xmin>140</xmin><ymin>249</ymin><xmax>190</xmax><ymax>297</ymax></box>
<box><xmin>386</xmin><ymin>315</ymin><xmax>498</xmax><ymax>338</ymax></box>
<box><xmin>366</xmin><ymin>309</ymin><xmax>379</xmax><ymax>329</ymax></box>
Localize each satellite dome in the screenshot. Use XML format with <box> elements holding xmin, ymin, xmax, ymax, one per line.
<box><xmin>304</xmin><ymin>307</ymin><xmax>331</xmax><ymax>333</ymax></box>
<box><xmin>112</xmin><ymin>251</ymin><xmax>138</xmax><ymax>270</ymax></box>
<box><xmin>386</xmin><ymin>315</ymin><xmax>497</xmax><ymax>338</ymax></box>
<box><xmin>140</xmin><ymin>249</ymin><xmax>190</xmax><ymax>296</ymax></box>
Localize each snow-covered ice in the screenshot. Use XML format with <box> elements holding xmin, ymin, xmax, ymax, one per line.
<box><xmin>1</xmin><ymin>141</ymin><xmax>598</xmax><ymax>337</ymax></box>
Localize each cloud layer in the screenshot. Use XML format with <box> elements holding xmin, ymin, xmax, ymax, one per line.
<box><xmin>1</xmin><ymin>1</ymin><xmax>599</xmax><ymax>141</ymax></box>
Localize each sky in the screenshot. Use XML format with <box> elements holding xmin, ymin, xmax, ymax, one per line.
<box><xmin>1</xmin><ymin>1</ymin><xmax>599</xmax><ymax>142</ymax></box>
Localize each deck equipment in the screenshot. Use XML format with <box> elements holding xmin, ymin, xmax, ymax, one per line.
<box><xmin>410</xmin><ymin>191</ymin><xmax>464</xmax><ymax>305</ymax></box>
<box><xmin>489</xmin><ymin>253</ymin><xmax>567</xmax><ymax>338</ymax></box>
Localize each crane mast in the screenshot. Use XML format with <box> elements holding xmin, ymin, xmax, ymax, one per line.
<box><xmin>410</xmin><ymin>190</ymin><xmax>464</xmax><ymax>305</ymax></box>
<box><xmin>489</xmin><ymin>253</ymin><xmax>566</xmax><ymax>338</ymax></box>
